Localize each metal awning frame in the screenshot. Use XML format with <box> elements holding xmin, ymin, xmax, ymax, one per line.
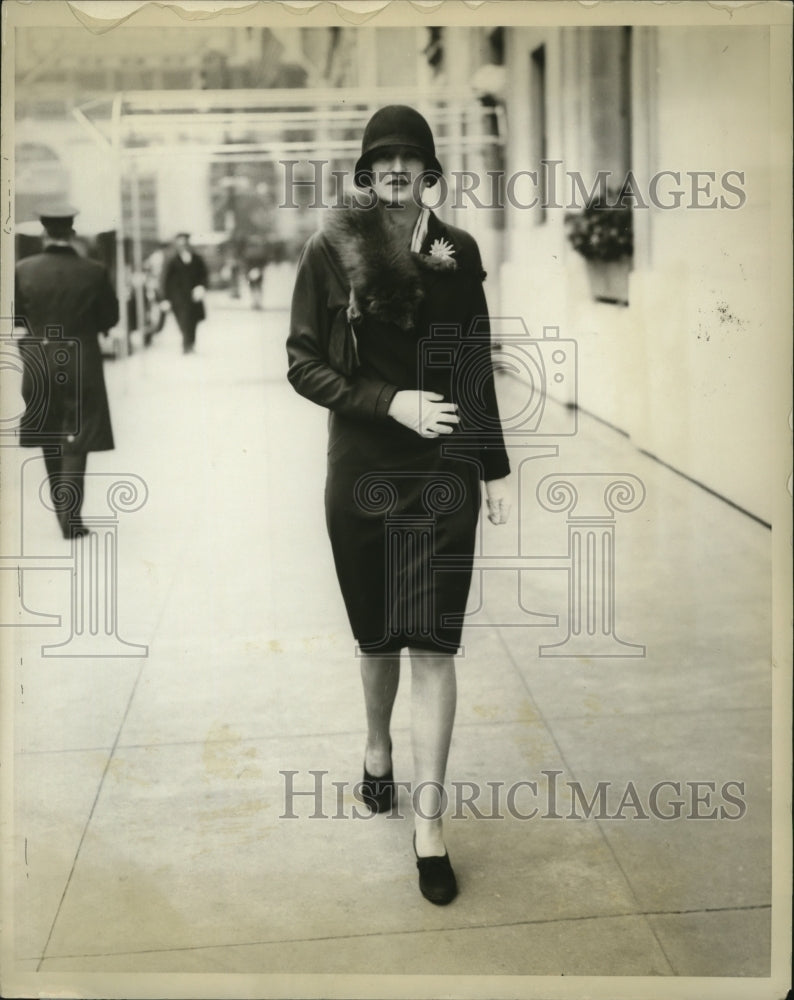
<box><xmin>72</xmin><ymin>87</ymin><xmax>506</xmax><ymax>341</ymax></box>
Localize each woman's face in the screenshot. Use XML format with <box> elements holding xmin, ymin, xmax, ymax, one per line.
<box><xmin>368</xmin><ymin>146</ymin><xmax>428</xmax><ymax>206</ymax></box>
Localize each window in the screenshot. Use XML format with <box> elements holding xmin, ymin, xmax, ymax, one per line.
<box><xmin>588</xmin><ymin>27</ymin><xmax>632</xmax><ymax>183</ymax></box>
<box><xmin>530</xmin><ymin>44</ymin><xmax>548</xmax><ymax>223</ymax></box>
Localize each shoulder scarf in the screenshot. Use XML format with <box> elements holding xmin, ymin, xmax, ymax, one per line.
<box><xmin>322</xmin><ymin>202</ymin><xmax>460</xmax><ymax>331</ymax></box>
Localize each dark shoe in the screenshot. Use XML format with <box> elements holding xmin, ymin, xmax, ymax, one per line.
<box><xmin>66</xmin><ymin>521</ymin><xmax>90</xmax><ymax>539</ymax></box>
<box><xmin>413</xmin><ymin>833</ymin><xmax>458</xmax><ymax>905</ymax></box>
<box><xmin>361</xmin><ymin>739</ymin><xmax>394</xmax><ymax>814</ymax></box>
<box><xmin>60</xmin><ymin>516</ymin><xmax>90</xmax><ymax>539</ymax></box>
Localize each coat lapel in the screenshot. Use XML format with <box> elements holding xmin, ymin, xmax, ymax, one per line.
<box><xmin>420</xmin><ymin>211</ymin><xmax>447</xmax><ymax>255</ymax></box>
<box><xmin>416</xmin><ymin>212</ymin><xmax>453</xmax><ymax>296</ymax></box>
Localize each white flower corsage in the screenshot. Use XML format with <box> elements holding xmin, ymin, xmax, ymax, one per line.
<box><xmin>428</xmin><ymin>237</ymin><xmax>457</xmax><ymax>267</ymax></box>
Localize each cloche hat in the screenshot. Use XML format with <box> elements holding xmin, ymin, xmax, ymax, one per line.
<box><xmin>354</xmin><ymin>105</ymin><xmax>443</xmax><ymax>188</ymax></box>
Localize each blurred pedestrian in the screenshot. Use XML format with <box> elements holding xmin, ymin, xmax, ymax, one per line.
<box><xmin>14</xmin><ymin>206</ymin><xmax>119</xmax><ymax>538</ymax></box>
<box><xmin>161</xmin><ymin>232</ymin><xmax>208</xmax><ymax>354</ymax></box>
<box><xmin>245</xmin><ymin>241</ymin><xmax>268</xmax><ymax>310</ymax></box>
<box><xmin>246</xmin><ymin>263</ymin><xmax>264</xmax><ymax>309</ymax></box>
<box><xmin>287</xmin><ymin>106</ymin><xmax>512</xmax><ymax>905</ymax></box>
<box><xmin>142</xmin><ymin>243</ymin><xmax>169</xmax><ymax>343</ymax></box>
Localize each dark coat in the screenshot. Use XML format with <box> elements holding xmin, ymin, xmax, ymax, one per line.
<box><xmin>287</xmin><ymin>205</ymin><xmax>510</xmax><ymax>653</ymax></box>
<box><xmin>162</xmin><ymin>251</ymin><xmax>208</xmax><ymax>330</ymax></box>
<box><xmin>15</xmin><ymin>245</ymin><xmax>118</xmax><ymax>453</ymax></box>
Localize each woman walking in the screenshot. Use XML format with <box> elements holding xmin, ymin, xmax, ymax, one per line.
<box><xmin>287</xmin><ymin>106</ymin><xmax>511</xmax><ymax>904</ymax></box>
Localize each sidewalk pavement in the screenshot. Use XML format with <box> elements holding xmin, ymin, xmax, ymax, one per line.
<box><xmin>6</xmin><ymin>266</ymin><xmax>774</xmax><ymax>987</ymax></box>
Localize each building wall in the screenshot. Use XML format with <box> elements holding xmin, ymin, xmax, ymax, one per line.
<box><xmin>499</xmin><ymin>25</ymin><xmax>776</xmax><ymax>523</ymax></box>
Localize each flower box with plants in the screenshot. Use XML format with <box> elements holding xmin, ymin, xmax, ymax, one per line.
<box><xmin>564</xmin><ymin>192</ymin><xmax>633</xmax><ymax>304</ymax></box>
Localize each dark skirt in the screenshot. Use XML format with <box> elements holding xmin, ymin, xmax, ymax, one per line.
<box><xmin>324</xmin><ymin>411</ymin><xmax>481</xmax><ymax>654</ymax></box>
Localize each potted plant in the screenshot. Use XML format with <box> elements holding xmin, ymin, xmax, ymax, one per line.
<box><xmin>565</xmin><ymin>191</ymin><xmax>633</xmax><ymax>305</ymax></box>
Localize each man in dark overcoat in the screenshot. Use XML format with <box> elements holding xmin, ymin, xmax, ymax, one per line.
<box><xmin>14</xmin><ymin>207</ymin><xmax>119</xmax><ymax>538</ymax></box>
<box><xmin>161</xmin><ymin>232</ymin><xmax>208</xmax><ymax>354</ymax></box>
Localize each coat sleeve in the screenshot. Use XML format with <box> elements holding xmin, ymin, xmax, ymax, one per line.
<box><xmin>96</xmin><ymin>266</ymin><xmax>120</xmax><ymax>333</ymax></box>
<box><xmin>458</xmin><ymin>237</ymin><xmax>511</xmax><ymax>482</ymax></box>
<box><xmin>14</xmin><ymin>268</ymin><xmax>28</xmax><ymax>327</ymax></box>
<box><xmin>160</xmin><ymin>257</ymin><xmax>173</xmax><ymax>302</ymax></box>
<box><xmin>286</xmin><ymin>236</ymin><xmax>399</xmax><ymax>421</ymax></box>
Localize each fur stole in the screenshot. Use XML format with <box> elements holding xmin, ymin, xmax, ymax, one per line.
<box><xmin>322</xmin><ymin>204</ymin><xmax>457</xmax><ymax>331</ymax></box>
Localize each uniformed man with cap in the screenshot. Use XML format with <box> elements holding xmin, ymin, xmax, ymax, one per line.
<box><xmin>14</xmin><ymin>205</ymin><xmax>119</xmax><ymax>538</ymax></box>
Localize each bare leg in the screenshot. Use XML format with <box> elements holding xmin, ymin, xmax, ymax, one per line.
<box><xmin>360</xmin><ymin>652</ymin><xmax>400</xmax><ymax>776</ymax></box>
<box><xmin>410</xmin><ymin>649</ymin><xmax>456</xmax><ymax>857</ymax></box>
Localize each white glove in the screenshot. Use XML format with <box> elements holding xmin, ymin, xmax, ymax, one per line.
<box><xmin>388</xmin><ymin>391</ymin><xmax>460</xmax><ymax>439</ymax></box>
<box><xmin>191</xmin><ymin>285</ymin><xmax>206</xmax><ymax>302</ymax></box>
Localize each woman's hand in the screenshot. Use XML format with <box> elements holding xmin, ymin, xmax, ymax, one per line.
<box><xmin>388</xmin><ymin>391</ymin><xmax>460</xmax><ymax>438</ymax></box>
<box><xmin>485</xmin><ymin>477</ymin><xmax>512</xmax><ymax>525</ymax></box>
